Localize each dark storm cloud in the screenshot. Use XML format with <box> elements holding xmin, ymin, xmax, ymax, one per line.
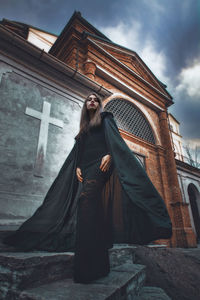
<box><xmin>170</xmin><ymin>93</ymin><xmax>200</xmax><ymax>139</ymax></box>
<box><xmin>1</xmin><ymin>0</ymin><xmax>198</xmax><ymax>68</ymax></box>
<box><xmin>0</xmin><ymin>0</ymin><xmax>199</xmax><ymax>141</ymax></box>
<box><xmin>149</xmin><ymin>0</ymin><xmax>200</xmax><ymax>78</ymax></box>
<box><xmin>97</xmin><ymin>0</ymin><xmax>200</xmax><ymax>79</ymax></box>
<box><xmin>0</xmin><ymin>0</ymin><xmax>131</xmax><ymax>34</ymax></box>
<box><xmin>1</xmin><ymin>0</ymin><xmax>199</xmax><ymax>65</ymax></box>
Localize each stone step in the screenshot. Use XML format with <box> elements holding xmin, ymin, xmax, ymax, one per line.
<box><xmin>109</xmin><ymin>244</ymin><xmax>136</xmax><ymax>267</ymax></box>
<box><xmin>19</xmin><ymin>263</ymin><xmax>146</xmax><ymax>300</ymax></box>
<box><xmin>135</xmin><ymin>286</ymin><xmax>172</xmax><ymax>300</ymax></box>
<box><xmin>0</xmin><ymin>251</ymin><xmax>74</xmax><ymax>300</ymax></box>
<box><xmin>0</xmin><ymin>245</ymin><xmax>136</xmax><ymax>299</ymax></box>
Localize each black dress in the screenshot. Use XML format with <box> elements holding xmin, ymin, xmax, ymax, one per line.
<box><xmin>73</xmin><ymin>124</ymin><xmax>114</xmax><ymax>283</ymax></box>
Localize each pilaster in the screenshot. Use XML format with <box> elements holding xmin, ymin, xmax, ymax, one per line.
<box><xmin>83</xmin><ymin>60</ymin><xmax>96</xmax><ymax>80</ymax></box>
<box><xmin>159</xmin><ymin>111</ymin><xmax>196</xmax><ymax>247</ymax></box>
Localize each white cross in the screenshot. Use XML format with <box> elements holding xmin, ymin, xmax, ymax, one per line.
<box><xmin>25</xmin><ymin>101</ymin><xmax>64</xmax><ymax>177</ymax></box>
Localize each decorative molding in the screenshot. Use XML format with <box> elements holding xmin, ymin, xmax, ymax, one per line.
<box><xmin>97</xmin><ymin>65</ymin><xmax>164</xmax><ymax>112</ymax></box>
<box><xmin>87</xmin><ymin>37</ymin><xmax>172</xmax><ymax>102</ymax></box>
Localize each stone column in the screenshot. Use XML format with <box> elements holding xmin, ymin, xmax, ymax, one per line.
<box><xmin>83</xmin><ymin>60</ymin><xmax>96</xmax><ymax>80</ymax></box>
<box><xmin>159</xmin><ymin>110</ymin><xmax>196</xmax><ymax>247</ymax></box>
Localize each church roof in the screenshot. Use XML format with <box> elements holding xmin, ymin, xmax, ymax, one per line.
<box><xmin>176</xmin><ymin>158</ymin><xmax>200</xmax><ymax>174</ymax></box>
<box><xmin>82</xmin><ymin>30</ymin><xmax>169</xmax><ymax>92</ymax></box>
<box><xmin>49</xmin><ymin>12</ymin><xmax>172</xmax><ymax>101</ymax></box>
<box><xmin>1</xmin><ymin>12</ymin><xmax>173</xmax><ymax>103</ymax></box>
<box><xmin>0</xmin><ymin>19</ymin><xmax>29</xmax><ymax>39</ymax></box>
<box><xmin>0</xmin><ymin>18</ymin><xmax>58</xmax><ymax>39</ymax></box>
<box><xmin>0</xmin><ymin>23</ymin><xmax>111</xmax><ymax>99</ymax></box>
<box><xmin>50</xmin><ymin>11</ymin><xmax>110</xmax><ymax>55</ymax></box>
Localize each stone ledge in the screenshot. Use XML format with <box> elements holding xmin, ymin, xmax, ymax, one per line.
<box><xmin>0</xmin><ymin>252</ymin><xmax>74</xmax><ymax>299</ymax></box>
<box><xmin>135</xmin><ymin>286</ymin><xmax>172</xmax><ymax>300</ymax></box>
<box><xmin>96</xmin><ymin>263</ymin><xmax>146</xmax><ymax>299</ymax></box>
<box><xmin>19</xmin><ymin>263</ymin><xmax>146</xmax><ymax>300</ymax></box>
<box><xmin>19</xmin><ymin>278</ymin><xmax>120</xmax><ymax>300</ymax></box>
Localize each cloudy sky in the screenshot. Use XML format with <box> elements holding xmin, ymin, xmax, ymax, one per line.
<box><xmin>1</xmin><ymin>0</ymin><xmax>200</xmax><ymax>149</ymax></box>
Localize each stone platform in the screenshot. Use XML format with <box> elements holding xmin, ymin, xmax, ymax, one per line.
<box><xmin>135</xmin><ymin>287</ymin><xmax>172</xmax><ymax>300</ymax></box>
<box><xmin>0</xmin><ymin>245</ymin><xmax>137</xmax><ymax>299</ymax></box>
<box><xmin>0</xmin><ymin>245</ymin><xmax>171</xmax><ymax>300</ymax></box>
<box><xmin>19</xmin><ymin>263</ymin><xmax>146</xmax><ymax>300</ymax></box>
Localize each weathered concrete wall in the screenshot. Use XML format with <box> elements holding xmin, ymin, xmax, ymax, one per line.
<box><xmin>0</xmin><ymin>61</ymin><xmax>81</xmax><ymax>223</ymax></box>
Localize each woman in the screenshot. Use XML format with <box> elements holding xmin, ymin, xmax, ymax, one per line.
<box><xmin>4</xmin><ymin>92</ymin><xmax>172</xmax><ymax>284</ymax></box>
<box><xmin>73</xmin><ymin>93</ymin><xmax>114</xmax><ymax>283</ymax></box>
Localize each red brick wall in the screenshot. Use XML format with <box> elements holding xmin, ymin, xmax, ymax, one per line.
<box><xmin>54</xmin><ymin>17</ymin><xmax>197</xmax><ymax>247</ymax></box>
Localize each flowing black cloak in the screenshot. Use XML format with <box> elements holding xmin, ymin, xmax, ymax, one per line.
<box><xmin>4</xmin><ymin>111</ymin><xmax>172</xmax><ymax>251</ymax></box>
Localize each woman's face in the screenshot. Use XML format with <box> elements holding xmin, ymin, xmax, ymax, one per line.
<box><xmin>86</xmin><ymin>94</ymin><xmax>99</xmax><ymax>111</ymax></box>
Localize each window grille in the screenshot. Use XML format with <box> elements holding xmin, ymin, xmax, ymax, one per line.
<box><xmin>105</xmin><ymin>98</ymin><xmax>155</xmax><ymax>144</ymax></box>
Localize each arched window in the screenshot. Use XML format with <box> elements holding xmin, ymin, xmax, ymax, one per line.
<box><xmin>133</xmin><ymin>152</ymin><xmax>145</xmax><ymax>168</ymax></box>
<box><xmin>105</xmin><ymin>98</ymin><xmax>155</xmax><ymax>144</ymax></box>
<box><xmin>169</xmin><ymin>124</ymin><xmax>174</xmax><ymax>132</ymax></box>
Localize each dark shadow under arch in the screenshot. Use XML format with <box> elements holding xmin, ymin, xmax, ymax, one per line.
<box><xmin>188</xmin><ymin>183</ymin><xmax>200</xmax><ymax>242</ymax></box>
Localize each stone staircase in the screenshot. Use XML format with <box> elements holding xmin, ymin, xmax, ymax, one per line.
<box><xmin>0</xmin><ymin>244</ymin><xmax>171</xmax><ymax>300</ymax></box>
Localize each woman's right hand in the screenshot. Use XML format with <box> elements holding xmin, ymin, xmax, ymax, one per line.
<box><xmin>76</xmin><ymin>167</ymin><xmax>83</xmax><ymax>182</ymax></box>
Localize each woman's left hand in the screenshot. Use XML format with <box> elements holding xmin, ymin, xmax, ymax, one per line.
<box><xmin>100</xmin><ymin>154</ymin><xmax>112</xmax><ymax>172</ymax></box>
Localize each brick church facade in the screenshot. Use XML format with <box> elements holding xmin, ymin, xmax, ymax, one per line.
<box><xmin>0</xmin><ymin>12</ymin><xmax>198</xmax><ymax>247</ymax></box>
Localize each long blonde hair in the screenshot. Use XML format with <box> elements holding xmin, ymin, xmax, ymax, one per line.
<box><xmin>75</xmin><ymin>92</ymin><xmax>103</xmax><ymax>140</ymax></box>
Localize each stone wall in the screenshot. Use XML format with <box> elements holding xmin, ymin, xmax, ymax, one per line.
<box><xmin>0</xmin><ymin>60</ymin><xmax>81</xmax><ymax>224</ymax></box>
